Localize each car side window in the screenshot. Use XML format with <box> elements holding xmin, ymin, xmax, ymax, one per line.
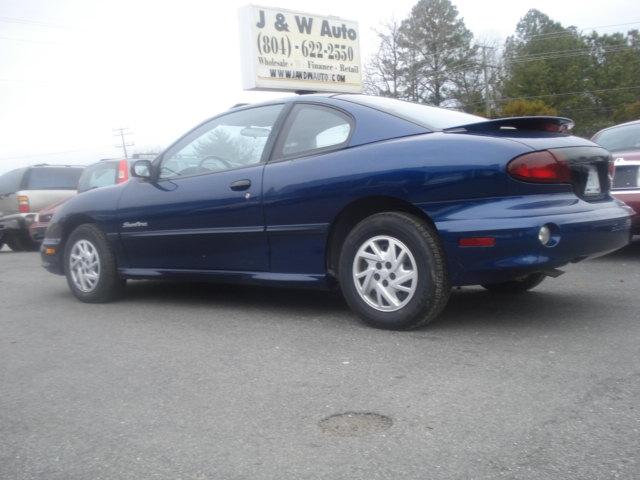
<box><xmin>276</xmin><ymin>104</ymin><xmax>352</xmax><ymax>159</ymax></box>
<box><xmin>158</xmin><ymin>104</ymin><xmax>284</xmax><ymax>179</ymax></box>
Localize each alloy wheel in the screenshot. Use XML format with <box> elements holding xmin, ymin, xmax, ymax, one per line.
<box><xmin>69</xmin><ymin>239</ymin><xmax>101</xmax><ymax>293</ymax></box>
<box><xmin>352</xmin><ymin>235</ymin><xmax>418</xmax><ymax>312</ymax></box>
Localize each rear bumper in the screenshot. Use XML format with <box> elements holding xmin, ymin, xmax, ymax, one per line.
<box><xmin>28</xmin><ymin>222</ymin><xmax>49</xmax><ymax>243</ymax></box>
<box><xmin>612</xmin><ymin>190</ymin><xmax>640</xmax><ymax>234</ymax></box>
<box><xmin>0</xmin><ymin>213</ymin><xmax>36</xmax><ymax>237</ymax></box>
<box><xmin>423</xmin><ymin>194</ymin><xmax>634</xmax><ymax>286</ymax></box>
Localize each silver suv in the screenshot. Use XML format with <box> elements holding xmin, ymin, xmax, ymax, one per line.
<box><xmin>0</xmin><ymin>165</ymin><xmax>84</xmax><ymax>251</ymax></box>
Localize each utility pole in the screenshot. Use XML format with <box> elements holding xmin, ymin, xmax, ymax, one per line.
<box><xmin>113</xmin><ymin>127</ymin><xmax>134</xmax><ymax>159</ymax></box>
<box><xmin>481</xmin><ymin>45</ymin><xmax>492</xmax><ymax>117</ymax></box>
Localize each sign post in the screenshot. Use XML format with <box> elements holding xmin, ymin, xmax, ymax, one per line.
<box><xmin>238</xmin><ymin>5</ymin><xmax>362</xmax><ymax>93</ymax></box>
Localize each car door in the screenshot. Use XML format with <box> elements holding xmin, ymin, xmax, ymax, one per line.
<box><xmin>118</xmin><ymin>103</ymin><xmax>285</xmax><ymax>271</ymax></box>
<box><xmin>263</xmin><ymin>103</ymin><xmax>354</xmax><ymax>275</ymax></box>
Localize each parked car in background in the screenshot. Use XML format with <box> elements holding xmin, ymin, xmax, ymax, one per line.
<box><xmin>29</xmin><ymin>159</ymin><xmax>130</xmax><ymax>243</ymax></box>
<box><xmin>592</xmin><ymin>119</ymin><xmax>640</xmax><ymax>234</ymax></box>
<box><xmin>41</xmin><ymin>95</ymin><xmax>633</xmax><ymax>330</ymax></box>
<box><xmin>0</xmin><ymin>165</ymin><xmax>84</xmax><ymax>251</ymax></box>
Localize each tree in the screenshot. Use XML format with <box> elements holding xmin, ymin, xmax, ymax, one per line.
<box><xmin>398</xmin><ymin>0</ymin><xmax>479</xmax><ymax>106</ymax></box>
<box><xmin>613</xmin><ymin>100</ymin><xmax>640</xmax><ymax>123</ymax></box>
<box><xmin>502</xmin><ymin>10</ymin><xmax>592</xmax><ymax>128</ymax></box>
<box><xmin>499</xmin><ymin>9</ymin><xmax>640</xmax><ymax>134</ymax></box>
<box><xmin>584</xmin><ymin>30</ymin><xmax>640</xmax><ymax>131</ymax></box>
<box><xmin>364</xmin><ymin>0</ymin><xmax>483</xmax><ymax>109</ymax></box>
<box><xmin>501</xmin><ymin>99</ymin><xmax>558</xmax><ymax>116</ymax></box>
<box><xmin>363</xmin><ymin>20</ymin><xmax>404</xmax><ymax>98</ymax></box>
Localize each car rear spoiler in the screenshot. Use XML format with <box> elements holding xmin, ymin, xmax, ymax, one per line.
<box><xmin>444</xmin><ymin>116</ymin><xmax>575</xmax><ymax>134</ymax></box>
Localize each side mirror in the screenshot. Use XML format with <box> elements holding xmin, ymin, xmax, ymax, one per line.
<box><xmin>131</xmin><ymin>160</ymin><xmax>153</xmax><ymax>179</ymax></box>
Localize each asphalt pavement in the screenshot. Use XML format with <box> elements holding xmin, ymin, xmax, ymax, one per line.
<box><xmin>1</xmin><ymin>243</ymin><xmax>639</xmax><ymax>479</ymax></box>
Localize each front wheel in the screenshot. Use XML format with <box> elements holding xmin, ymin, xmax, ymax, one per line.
<box><xmin>64</xmin><ymin>224</ymin><xmax>125</xmax><ymax>303</ymax></box>
<box><xmin>481</xmin><ymin>273</ymin><xmax>546</xmax><ymax>294</ymax></box>
<box><xmin>338</xmin><ymin>212</ymin><xmax>450</xmax><ymax>330</ymax></box>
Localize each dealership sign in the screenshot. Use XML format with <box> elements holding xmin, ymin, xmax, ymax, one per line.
<box><xmin>238</xmin><ymin>5</ymin><xmax>362</xmax><ymax>93</ymax></box>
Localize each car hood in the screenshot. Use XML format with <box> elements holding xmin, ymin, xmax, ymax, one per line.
<box><xmin>38</xmin><ymin>197</ymin><xmax>73</xmax><ymax>216</ymax></box>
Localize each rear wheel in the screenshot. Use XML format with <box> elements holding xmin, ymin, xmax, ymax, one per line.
<box><xmin>481</xmin><ymin>273</ymin><xmax>546</xmax><ymax>294</ymax></box>
<box><xmin>64</xmin><ymin>224</ymin><xmax>125</xmax><ymax>303</ymax></box>
<box><xmin>338</xmin><ymin>212</ymin><xmax>450</xmax><ymax>330</ymax></box>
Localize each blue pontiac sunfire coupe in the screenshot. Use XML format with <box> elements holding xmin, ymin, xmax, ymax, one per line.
<box><xmin>41</xmin><ymin>94</ymin><xmax>634</xmax><ymax>330</ymax></box>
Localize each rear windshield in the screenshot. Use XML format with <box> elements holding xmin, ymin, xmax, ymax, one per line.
<box><xmin>77</xmin><ymin>161</ymin><xmax>118</xmax><ymax>193</ymax></box>
<box><xmin>25</xmin><ymin>167</ymin><xmax>83</xmax><ymax>190</ymax></box>
<box><xmin>593</xmin><ymin>123</ymin><xmax>640</xmax><ymax>152</ymax></box>
<box><xmin>337</xmin><ymin>94</ymin><xmax>485</xmax><ymax>130</ymax></box>
<box><xmin>0</xmin><ymin>168</ymin><xmax>26</xmax><ymax>195</ymax></box>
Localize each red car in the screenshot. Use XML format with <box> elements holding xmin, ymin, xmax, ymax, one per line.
<box><xmin>29</xmin><ymin>159</ymin><xmax>130</xmax><ymax>242</ymax></box>
<box><xmin>592</xmin><ymin>120</ymin><xmax>640</xmax><ymax>234</ymax></box>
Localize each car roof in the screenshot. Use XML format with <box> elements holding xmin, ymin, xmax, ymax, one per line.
<box><xmin>230</xmin><ymin>93</ymin><xmax>336</xmax><ymax>111</ymax></box>
<box><xmin>29</xmin><ymin>164</ymin><xmax>85</xmax><ymax>169</ymax></box>
<box><xmin>594</xmin><ymin>119</ymin><xmax>640</xmax><ymax>137</ymax></box>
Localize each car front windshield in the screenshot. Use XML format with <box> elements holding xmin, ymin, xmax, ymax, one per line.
<box><xmin>337</xmin><ymin>94</ymin><xmax>485</xmax><ymax>130</ymax></box>
<box><xmin>593</xmin><ymin>123</ymin><xmax>640</xmax><ymax>152</ymax></box>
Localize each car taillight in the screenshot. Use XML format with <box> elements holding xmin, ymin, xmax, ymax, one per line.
<box><xmin>608</xmin><ymin>159</ymin><xmax>616</xmax><ymax>188</ymax></box>
<box><xmin>507</xmin><ymin>150</ymin><xmax>572</xmax><ymax>184</ymax></box>
<box><xmin>117</xmin><ymin>159</ymin><xmax>129</xmax><ymax>183</ymax></box>
<box><xmin>17</xmin><ymin>195</ymin><xmax>30</xmax><ymax>213</ymax></box>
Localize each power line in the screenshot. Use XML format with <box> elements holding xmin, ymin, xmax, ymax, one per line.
<box><xmin>520</xmin><ymin>21</ymin><xmax>640</xmax><ymax>41</ymax></box>
<box><xmin>506</xmin><ymin>44</ymin><xmax>636</xmax><ymax>64</ymax></box>
<box><xmin>0</xmin><ymin>145</ymin><xmax>115</xmax><ymax>162</ymax></box>
<box><xmin>463</xmin><ymin>85</ymin><xmax>640</xmax><ymax>107</ymax></box>
<box><xmin>0</xmin><ymin>15</ymin><xmax>81</xmax><ymax>30</ymax></box>
<box><xmin>113</xmin><ymin>128</ymin><xmax>134</xmax><ymax>159</ymax></box>
<box><xmin>507</xmin><ymin>43</ymin><xmax>632</xmax><ymax>60</ymax></box>
<box><xmin>0</xmin><ymin>35</ymin><xmax>62</xmax><ymax>45</ymax></box>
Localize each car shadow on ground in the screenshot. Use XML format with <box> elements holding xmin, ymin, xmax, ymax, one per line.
<box><xmin>44</xmin><ymin>239</ymin><xmax>638</xmax><ymax>331</ymax></box>
<box><xmin>123</xmin><ymin>280</ymin><xmax>349</xmax><ymax>315</ymax></box>
<box><xmin>118</xmin><ymin>279</ymin><xmax>610</xmax><ymax>333</ymax></box>
<box><xmin>590</xmin><ymin>237</ymin><xmax>640</xmax><ymax>261</ymax></box>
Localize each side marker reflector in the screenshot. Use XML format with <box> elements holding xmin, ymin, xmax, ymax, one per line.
<box><xmin>459</xmin><ymin>237</ymin><xmax>496</xmax><ymax>247</ymax></box>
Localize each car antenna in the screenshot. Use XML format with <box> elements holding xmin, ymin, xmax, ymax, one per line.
<box><xmin>294</xmin><ymin>90</ymin><xmax>318</xmax><ymax>95</ymax></box>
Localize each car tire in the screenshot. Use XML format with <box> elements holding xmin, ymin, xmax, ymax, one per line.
<box><xmin>64</xmin><ymin>223</ymin><xmax>125</xmax><ymax>303</ymax></box>
<box><xmin>481</xmin><ymin>273</ymin><xmax>546</xmax><ymax>294</ymax></box>
<box><xmin>6</xmin><ymin>232</ymin><xmax>38</xmax><ymax>252</ymax></box>
<box><xmin>338</xmin><ymin>212</ymin><xmax>450</xmax><ymax>330</ymax></box>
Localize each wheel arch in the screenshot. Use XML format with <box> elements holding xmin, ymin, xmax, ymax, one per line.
<box><xmin>58</xmin><ymin>214</ymin><xmax>101</xmax><ymax>260</ymax></box>
<box><xmin>325</xmin><ymin>196</ymin><xmax>436</xmax><ymax>278</ymax></box>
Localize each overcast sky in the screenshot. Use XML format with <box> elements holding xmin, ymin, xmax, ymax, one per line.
<box><xmin>0</xmin><ymin>0</ymin><xmax>638</xmax><ymax>173</ymax></box>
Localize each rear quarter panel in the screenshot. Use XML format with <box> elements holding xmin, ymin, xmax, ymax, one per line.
<box><xmin>263</xmin><ymin>132</ymin><xmax>533</xmax><ymax>274</ymax></box>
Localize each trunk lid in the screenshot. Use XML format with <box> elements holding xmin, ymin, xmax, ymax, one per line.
<box><xmin>445</xmin><ymin>116</ymin><xmax>612</xmax><ymax>201</ymax></box>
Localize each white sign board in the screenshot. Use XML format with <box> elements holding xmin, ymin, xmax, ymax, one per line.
<box><xmin>238</xmin><ymin>5</ymin><xmax>362</xmax><ymax>93</ymax></box>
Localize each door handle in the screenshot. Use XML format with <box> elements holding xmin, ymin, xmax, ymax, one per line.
<box><xmin>230</xmin><ymin>179</ymin><xmax>251</xmax><ymax>191</ymax></box>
